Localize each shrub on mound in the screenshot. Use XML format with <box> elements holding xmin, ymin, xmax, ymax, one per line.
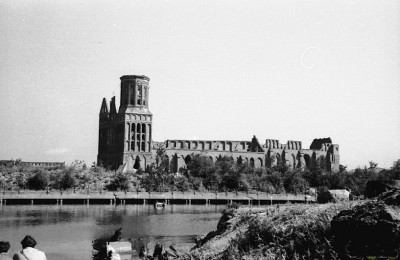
<box><xmin>331</xmin><ymin>201</ymin><xmax>400</xmax><ymax>258</ymax></box>
<box><xmin>378</xmin><ymin>188</ymin><xmax>400</xmax><ymax>205</ymax></box>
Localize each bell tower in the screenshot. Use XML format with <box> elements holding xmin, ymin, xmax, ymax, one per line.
<box><xmin>118</xmin><ymin>75</ymin><xmax>153</xmax><ymax>171</ymax></box>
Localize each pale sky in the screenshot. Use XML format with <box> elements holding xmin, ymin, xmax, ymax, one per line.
<box><xmin>1</xmin><ymin>0</ymin><xmax>399</xmax><ymax>169</ymax></box>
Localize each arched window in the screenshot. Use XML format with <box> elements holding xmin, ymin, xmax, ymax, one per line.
<box><xmin>257</xmin><ymin>158</ymin><xmax>263</xmax><ymax>168</ymax></box>
<box><xmin>137</xmin><ymin>85</ymin><xmax>142</xmax><ymax>105</ymax></box>
<box><xmin>250</xmin><ymin>158</ymin><xmax>255</xmax><ymax>168</ymax></box>
<box><xmin>185</xmin><ymin>141</ymin><xmax>190</xmax><ymax>149</ymax></box>
<box><xmin>133</xmin><ymin>156</ymin><xmax>141</xmax><ymax>169</ymax></box>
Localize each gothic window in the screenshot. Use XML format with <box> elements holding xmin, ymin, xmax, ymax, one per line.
<box><xmin>129</xmin><ymin>85</ymin><xmax>135</xmax><ymax>105</ymax></box>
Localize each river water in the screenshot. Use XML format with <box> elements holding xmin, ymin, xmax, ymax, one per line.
<box><xmin>0</xmin><ymin>204</ymin><xmax>225</xmax><ymax>260</ymax></box>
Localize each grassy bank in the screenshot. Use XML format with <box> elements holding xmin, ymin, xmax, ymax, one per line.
<box><xmin>189</xmin><ymin>202</ymin><xmax>364</xmax><ymax>260</ymax></box>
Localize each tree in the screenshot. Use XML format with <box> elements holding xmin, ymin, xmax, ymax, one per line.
<box><xmin>220</xmin><ymin>169</ymin><xmax>241</xmax><ymax>191</ymax></box>
<box><xmin>58</xmin><ymin>171</ymin><xmax>76</xmax><ymax>190</ymax></box>
<box><xmin>283</xmin><ymin>171</ymin><xmax>309</xmax><ymax>194</ymax></box>
<box><xmin>203</xmin><ymin>172</ymin><xmax>220</xmax><ymax>191</ymax></box>
<box><xmin>267</xmin><ymin>171</ymin><xmax>285</xmax><ymax>193</ymax></box>
<box><xmin>107</xmin><ymin>173</ymin><xmax>129</xmax><ymax>191</ymax></box>
<box><xmin>186</xmin><ymin>154</ymin><xmax>215</xmax><ymax>179</ymax></box>
<box><xmin>174</xmin><ymin>175</ymin><xmax>191</xmax><ymax>192</ymax></box>
<box><xmin>16</xmin><ymin>174</ymin><xmax>26</xmax><ymax>189</ymax></box>
<box><xmin>369</xmin><ymin>161</ymin><xmax>378</xmax><ymax>169</ymax></box>
<box><xmin>140</xmin><ymin>145</ymin><xmax>171</xmax><ymax>192</ymax></box>
<box><xmin>155</xmin><ymin>145</ymin><xmax>169</xmax><ymax>174</ymax></box>
<box><xmin>27</xmin><ymin>170</ymin><xmax>49</xmax><ymax>190</ymax></box>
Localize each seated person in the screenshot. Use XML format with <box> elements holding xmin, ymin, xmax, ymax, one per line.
<box><xmin>13</xmin><ymin>235</ymin><xmax>47</xmax><ymax>260</ymax></box>
<box><xmin>0</xmin><ymin>241</ymin><xmax>12</xmax><ymax>260</ymax></box>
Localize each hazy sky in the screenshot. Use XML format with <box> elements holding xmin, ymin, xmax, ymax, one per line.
<box><xmin>1</xmin><ymin>0</ymin><xmax>399</xmax><ymax>169</ymax></box>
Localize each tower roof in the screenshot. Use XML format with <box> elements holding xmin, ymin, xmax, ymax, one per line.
<box><xmin>120</xmin><ymin>75</ymin><xmax>150</xmax><ymax>81</ymax></box>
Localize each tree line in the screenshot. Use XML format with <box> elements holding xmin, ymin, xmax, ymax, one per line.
<box><xmin>1</xmin><ymin>150</ymin><xmax>400</xmax><ymax>195</ymax></box>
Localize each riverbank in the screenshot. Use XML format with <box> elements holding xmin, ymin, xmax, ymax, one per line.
<box><xmin>189</xmin><ymin>188</ymin><xmax>400</xmax><ymax>259</ymax></box>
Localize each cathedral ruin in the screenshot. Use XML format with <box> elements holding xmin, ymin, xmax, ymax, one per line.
<box><xmin>98</xmin><ymin>75</ymin><xmax>340</xmax><ymax>172</ymax></box>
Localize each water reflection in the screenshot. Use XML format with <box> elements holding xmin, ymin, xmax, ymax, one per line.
<box><xmin>0</xmin><ymin>205</ymin><xmax>224</xmax><ymax>260</ymax></box>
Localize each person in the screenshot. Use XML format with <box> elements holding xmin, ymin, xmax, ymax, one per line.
<box><xmin>13</xmin><ymin>235</ymin><xmax>47</xmax><ymax>260</ymax></box>
<box><xmin>109</xmin><ymin>228</ymin><xmax>122</xmax><ymax>242</ymax></box>
<box><xmin>0</xmin><ymin>241</ymin><xmax>12</xmax><ymax>260</ymax></box>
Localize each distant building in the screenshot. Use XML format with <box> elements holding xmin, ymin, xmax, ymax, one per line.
<box><xmin>0</xmin><ymin>160</ymin><xmax>65</xmax><ymax>168</ymax></box>
<box><xmin>98</xmin><ymin>75</ymin><xmax>340</xmax><ymax>172</ymax></box>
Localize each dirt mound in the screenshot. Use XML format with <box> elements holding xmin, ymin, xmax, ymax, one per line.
<box><xmin>331</xmin><ymin>201</ymin><xmax>400</xmax><ymax>258</ymax></box>
<box><xmin>194</xmin><ymin>208</ymin><xmax>237</xmax><ymax>248</ymax></box>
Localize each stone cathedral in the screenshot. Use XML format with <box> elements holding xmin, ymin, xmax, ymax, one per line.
<box><xmin>98</xmin><ymin>75</ymin><xmax>340</xmax><ymax>172</ymax></box>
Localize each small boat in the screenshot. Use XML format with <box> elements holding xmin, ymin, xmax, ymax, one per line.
<box><xmin>106</xmin><ymin>241</ymin><xmax>137</xmax><ymax>260</ymax></box>
<box><xmin>155</xmin><ymin>202</ymin><xmax>165</xmax><ymax>208</ymax></box>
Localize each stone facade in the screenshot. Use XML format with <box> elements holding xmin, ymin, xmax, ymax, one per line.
<box><xmin>98</xmin><ymin>75</ymin><xmax>340</xmax><ymax>172</ymax></box>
